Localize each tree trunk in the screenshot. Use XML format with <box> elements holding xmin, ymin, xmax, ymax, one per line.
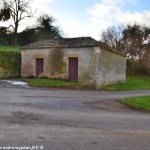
<box><xmin>14</xmin><ymin>23</ymin><xmax>18</xmax><ymax>46</ymax></box>
<box><xmin>14</xmin><ymin>33</ymin><xmax>17</xmax><ymax>46</ymax></box>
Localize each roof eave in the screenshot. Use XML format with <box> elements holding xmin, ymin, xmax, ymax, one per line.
<box><xmin>21</xmin><ymin>44</ymin><xmax>100</xmax><ymax>50</ymax></box>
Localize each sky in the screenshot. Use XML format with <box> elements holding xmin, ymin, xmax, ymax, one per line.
<box><xmin>1</xmin><ymin>0</ymin><xmax>150</xmax><ymax>40</ymax></box>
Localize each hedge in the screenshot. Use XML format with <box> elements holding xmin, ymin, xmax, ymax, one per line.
<box><xmin>0</xmin><ymin>50</ymin><xmax>21</xmax><ymax>78</ymax></box>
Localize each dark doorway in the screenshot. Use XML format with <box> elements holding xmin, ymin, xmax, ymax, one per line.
<box><xmin>36</xmin><ymin>58</ymin><xmax>44</xmax><ymax>77</ymax></box>
<box><xmin>69</xmin><ymin>57</ymin><xmax>78</xmax><ymax>81</ymax></box>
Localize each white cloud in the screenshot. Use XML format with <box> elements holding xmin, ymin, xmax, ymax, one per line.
<box><xmin>31</xmin><ymin>0</ymin><xmax>54</xmax><ymax>15</ymax></box>
<box><xmin>118</xmin><ymin>11</ymin><xmax>150</xmax><ymax>25</ymax></box>
<box><xmin>22</xmin><ymin>0</ymin><xmax>55</xmax><ymax>29</ymax></box>
<box><xmin>57</xmin><ymin>18</ymin><xmax>90</xmax><ymax>38</ymax></box>
<box><xmin>89</xmin><ymin>0</ymin><xmax>121</xmax><ymax>24</ymax></box>
<box><xmin>88</xmin><ymin>0</ymin><xmax>150</xmax><ymax>39</ymax></box>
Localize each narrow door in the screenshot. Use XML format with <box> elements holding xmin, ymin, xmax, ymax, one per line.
<box><xmin>36</xmin><ymin>58</ymin><xmax>44</xmax><ymax>77</ymax></box>
<box><xmin>69</xmin><ymin>58</ymin><xmax>78</xmax><ymax>81</ymax></box>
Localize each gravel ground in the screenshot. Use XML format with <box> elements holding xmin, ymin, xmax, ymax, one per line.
<box><xmin>0</xmin><ymin>80</ymin><xmax>150</xmax><ymax>150</ymax></box>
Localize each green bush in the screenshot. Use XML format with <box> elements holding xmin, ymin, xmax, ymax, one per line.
<box><xmin>0</xmin><ymin>50</ymin><xmax>21</xmax><ymax>78</ymax></box>
<box><xmin>0</xmin><ymin>38</ymin><xmax>8</xmax><ymax>46</ymax></box>
<box><xmin>0</xmin><ymin>68</ymin><xmax>5</xmax><ymax>78</ymax></box>
<box><xmin>39</xmin><ymin>73</ymin><xmax>69</xmax><ymax>80</ymax></box>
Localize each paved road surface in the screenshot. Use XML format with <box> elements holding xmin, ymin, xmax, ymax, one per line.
<box><xmin>0</xmin><ymin>84</ymin><xmax>150</xmax><ymax>150</ymax></box>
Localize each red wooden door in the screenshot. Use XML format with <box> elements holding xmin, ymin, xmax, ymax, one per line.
<box><xmin>36</xmin><ymin>58</ymin><xmax>44</xmax><ymax>77</ymax></box>
<box><xmin>69</xmin><ymin>58</ymin><xmax>78</xmax><ymax>81</ymax></box>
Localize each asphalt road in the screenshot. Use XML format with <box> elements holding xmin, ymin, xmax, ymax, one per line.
<box><xmin>0</xmin><ymin>84</ymin><xmax>150</xmax><ymax>150</ymax></box>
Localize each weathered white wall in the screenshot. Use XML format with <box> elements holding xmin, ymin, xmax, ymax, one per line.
<box><xmin>21</xmin><ymin>47</ymin><xmax>126</xmax><ymax>87</ymax></box>
<box><xmin>64</xmin><ymin>47</ymin><xmax>98</xmax><ymax>83</ymax></box>
<box><xmin>21</xmin><ymin>47</ymin><xmax>98</xmax><ymax>83</ymax></box>
<box><xmin>96</xmin><ymin>48</ymin><xmax>126</xmax><ymax>87</ymax></box>
<box><xmin>21</xmin><ymin>49</ymin><xmax>50</xmax><ymax>77</ymax></box>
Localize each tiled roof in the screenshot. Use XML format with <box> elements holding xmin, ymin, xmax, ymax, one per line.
<box><xmin>22</xmin><ymin>37</ymin><xmax>99</xmax><ymax>49</ymax></box>
<box><xmin>21</xmin><ymin>37</ymin><xmax>125</xmax><ymax>56</ymax></box>
<box><xmin>98</xmin><ymin>41</ymin><xmax>126</xmax><ymax>57</ymax></box>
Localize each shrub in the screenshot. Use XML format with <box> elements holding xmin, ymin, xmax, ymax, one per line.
<box><xmin>49</xmin><ymin>48</ymin><xmax>65</xmax><ymax>74</ymax></box>
<box><xmin>0</xmin><ymin>50</ymin><xmax>21</xmax><ymax>78</ymax></box>
<box><xmin>0</xmin><ymin>38</ymin><xmax>8</xmax><ymax>46</ymax></box>
<box><xmin>25</xmin><ymin>75</ymin><xmax>36</xmax><ymax>79</ymax></box>
<box><xmin>0</xmin><ymin>68</ymin><xmax>5</xmax><ymax>78</ymax></box>
<box><xmin>39</xmin><ymin>73</ymin><xmax>69</xmax><ymax>81</ymax></box>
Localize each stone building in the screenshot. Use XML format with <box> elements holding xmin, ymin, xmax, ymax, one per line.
<box><xmin>21</xmin><ymin>37</ymin><xmax>126</xmax><ymax>87</ymax></box>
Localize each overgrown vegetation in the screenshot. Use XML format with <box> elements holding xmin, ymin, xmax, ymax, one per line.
<box><xmin>0</xmin><ymin>50</ymin><xmax>21</xmax><ymax>78</ymax></box>
<box><xmin>0</xmin><ymin>45</ymin><xmax>19</xmax><ymax>51</ymax></box>
<box><xmin>103</xmin><ymin>74</ymin><xmax>150</xmax><ymax>91</ymax></box>
<box><xmin>49</xmin><ymin>48</ymin><xmax>65</xmax><ymax>74</ymax></box>
<box><xmin>118</xmin><ymin>96</ymin><xmax>150</xmax><ymax>111</ymax></box>
<box><xmin>39</xmin><ymin>73</ymin><xmax>69</xmax><ymax>80</ymax></box>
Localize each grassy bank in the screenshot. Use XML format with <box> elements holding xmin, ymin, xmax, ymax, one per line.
<box><xmin>26</xmin><ymin>74</ymin><xmax>150</xmax><ymax>90</ymax></box>
<box><xmin>0</xmin><ymin>46</ymin><xmax>20</xmax><ymax>51</ymax></box>
<box><xmin>104</xmin><ymin>75</ymin><xmax>150</xmax><ymax>91</ymax></box>
<box><xmin>25</xmin><ymin>79</ymin><xmax>96</xmax><ymax>90</ymax></box>
<box><xmin>26</xmin><ymin>79</ymin><xmax>79</xmax><ymax>87</ymax></box>
<box><xmin>118</xmin><ymin>96</ymin><xmax>150</xmax><ymax>111</ymax></box>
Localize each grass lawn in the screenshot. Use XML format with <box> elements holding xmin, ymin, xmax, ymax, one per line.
<box><xmin>0</xmin><ymin>45</ymin><xmax>20</xmax><ymax>51</ymax></box>
<box><xmin>26</xmin><ymin>74</ymin><xmax>150</xmax><ymax>90</ymax></box>
<box><xmin>25</xmin><ymin>79</ymin><xmax>96</xmax><ymax>90</ymax></box>
<box><xmin>118</xmin><ymin>96</ymin><xmax>150</xmax><ymax>111</ymax></box>
<box><xmin>26</xmin><ymin>79</ymin><xmax>80</xmax><ymax>87</ymax></box>
<box><xmin>103</xmin><ymin>74</ymin><xmax>150</xmax><ymax>91</ymax></box>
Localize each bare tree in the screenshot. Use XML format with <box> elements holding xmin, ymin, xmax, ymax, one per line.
<box><xmin>0</xmin><ymin>0</ymin><xmax>35</xmax><ymax>46</ymax></box>
<box><xmin>101</xmin><ymin>25</ymin><xmax>124</xmax><ymax>51</ymax></box>
<box><xmin>122</xmin><ymin>24</ymin><xmax>150</xmax><ymax>72</ymax></box>
<box><xmin>101</xmin><ymin>24</ymin><xmax>150</xmax><ymax>74</ymax></box>
<box><xmin>142</xmin><ymin>49</ymin><xmax>150</xmax><ymax>74</ymax></box>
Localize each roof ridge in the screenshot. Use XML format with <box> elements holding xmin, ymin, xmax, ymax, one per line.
<box><xmin>21</xmin><ymin>37</ymin><xmax>125</xmax><ymax>56</ymax></box>
<box><xmin>64</xmin><ymin>36</ymin><xmax>97</xmax><ymax>41</ymax></box>
<box><xmin>21</xmin><ymin>36</ymin><xmax>99</xmax><ymax>49</ymax></box>
<box><xmin>98</xmin><ymin>41</ymin><xmax>126</xmax><ymax>57</ymax></box>
<box><xmin>64</xmin><ymin>36</ymin><xmax>92</xmax><ymax>38</ymax></box>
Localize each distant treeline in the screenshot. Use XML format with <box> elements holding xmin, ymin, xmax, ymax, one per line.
<box><xmin>0</xmin><ymin>14</ymin><xmax>63</xmax><ymax>46</ymax></box>
<box><xmin>101</xmin><ymin>24</ymin><xmax>150</xmax><ymax>75</ymax></box>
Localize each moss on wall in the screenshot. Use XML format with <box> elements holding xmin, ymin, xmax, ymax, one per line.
<box><xmin>0</xmin><ymin>50</ymin><xmax>21</xmax><ymax>78</ymax></box>
<box><xmin>49</xmin><ymin>48</ymin><xmax>65</xmax><ymax>74</ymax></box>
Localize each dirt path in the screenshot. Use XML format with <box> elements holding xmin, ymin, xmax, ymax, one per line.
<box><xmin>94</xmin><ymin>99</ymin><xmax>131</xmax><ymax>112</ymax></box>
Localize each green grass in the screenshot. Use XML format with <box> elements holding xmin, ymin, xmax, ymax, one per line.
<box><xmin>26</xmin><ymin>79</ymin><xmax>79</xmax><ymax>87</ymax></box>
<box><xmin>0</xmin><ymin>45</ymin><xmax>20</xmax><ymax>51</ymax></box>
<box><xmin>104</xmin><ymin>75</ymin><xmax>150</xmax><ymax>91</ymax></box>
<box><xmin>26</xmin><ymin>74</ymin><xmax>150</xmax><ymax>90</ymax></box>
<box><xmin>118</xmin><ymin>96</ymin><xmax>150</xmax><ymax>111</ymax></box>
